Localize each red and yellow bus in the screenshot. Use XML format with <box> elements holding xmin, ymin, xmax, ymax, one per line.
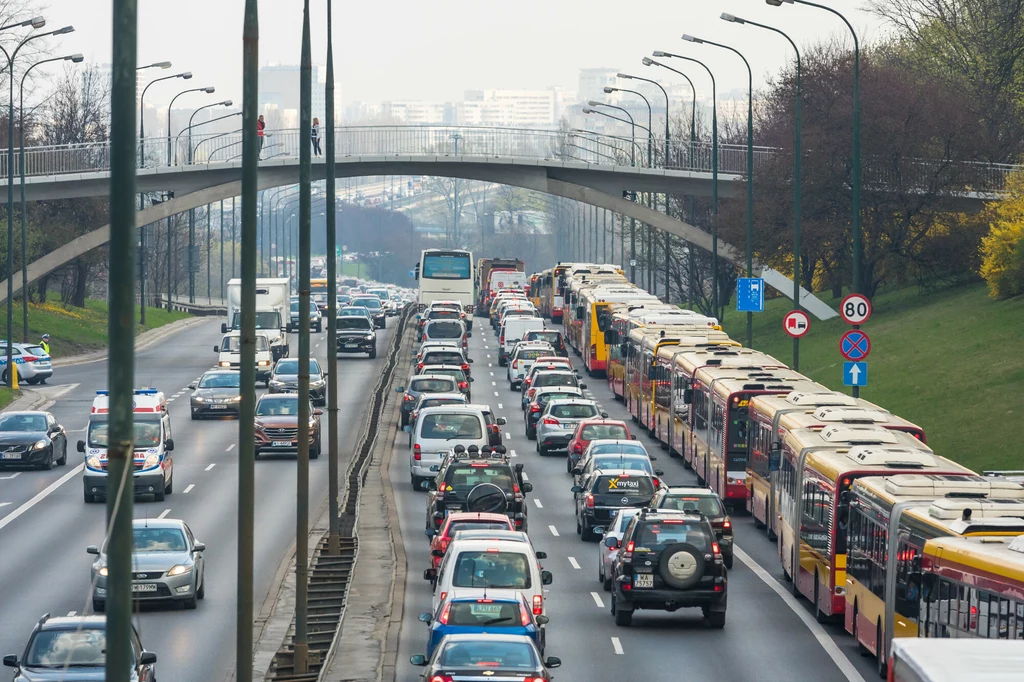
<box><xmin>562</xmin><ymin>276</ymin><xmax>631</xmax><ymax>352</ymax></box>
<box><xmin>845</xmin><ymin>474</ymin><xmax>1024</xmax><ymax>669</ymax></box>
<box><xmin>747</xmin><ymin>392</ymin><xmax>927</xmax><ymax>539</ymax></box>
<box><xmin>577</xmin><ymin>287</ymin><xmax>657</xmax><ymax>375</ymax></box>
<box><xmin>775</xmin><ymin>426</ymin><xmax>971</xmax><ymax>624</ymax></box>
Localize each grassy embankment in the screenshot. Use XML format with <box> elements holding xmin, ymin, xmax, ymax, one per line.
<box><xmin>718</xmin><ymin>284</ymin><xmax>1024</xmax><ymax>472</ymax></box>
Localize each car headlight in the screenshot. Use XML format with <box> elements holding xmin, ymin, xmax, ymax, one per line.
<box><xmin>365</xmin><ymin>334</ymin><xmax>375</xmax><ymax>341</ymax></box>
<box><xmin>31</xmin><ymin>439</ymin><xmax>47</xmax><ymax>450</ymax></box>
<box><xmin>98</xmin><ymin>566</ymin><xmax>108</xmax><ymax>577</ymax></box>
<box><xmin>143</xmin><ymin>454</ymin><xmax>160</xmax><ymax>469</ymax></box>
<box><xmin>167</xmin><ymin>564</ymin><xmax>193</xmax><ymax>576</ymax></box>
<box><xmin>269</xmin><ymin>380</ymin><xmax>285</xmax><ymax>387</ymax></box>
<box><xmin>258</xmin><ymin>360</ymin><xmax>271</xmax><ymax>367</ymax></box>
<box><xmin>193</xmin><ymin>396</ymin><xmax>205</xmax><ymax>403</ymax></box>
<box><xmin>232</xmin><ymin>395</ymin><xmax>243</xmax><ymax>401</ymax></box>
<box><xmin>87</xmin><ymin>456</ymin><xmax>102</xmax><ymax>469</ymax></box>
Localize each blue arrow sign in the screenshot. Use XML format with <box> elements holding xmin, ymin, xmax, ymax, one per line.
<box><xmin>844</xmin><ymin>361</ymin><xmax>868</xmax><ymax>387</ymax></box>
<box><xmin>736</xmin><ymin>277</ymin><xmax>765</xmax><ymax>313</ymax></box>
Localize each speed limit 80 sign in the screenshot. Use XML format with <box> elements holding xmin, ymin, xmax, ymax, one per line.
<box><xmin>840</xmin><ymin>294</ymin><xmax>872</xmax><ymax>325</ymax></box>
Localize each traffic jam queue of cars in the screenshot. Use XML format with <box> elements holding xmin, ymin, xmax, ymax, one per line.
<box><xmin>516</xmin><ymin>260</ymin><xmax>1024</xmax><ymax>676</ymax></box>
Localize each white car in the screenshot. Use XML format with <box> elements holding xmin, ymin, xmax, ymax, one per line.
<box><xmin>215</xmin><ymin>331</ymin><xmax>274</xmax><ymax>385</ymax></box>
<box><xmin>596</xmin><ymin>509</ymin><xmax>641</xmax><ymax>592</ymax></box>
<box><xmin>0</xmin><ymin>342</ymin><xmax>53</xmax><ymax>385</ymax></box>
<box><xmin>506</xmin><ymin>342</ymin><xmax>555</xmax><ymax>390</ymax></box>
<box><xmin>410</xmin><ymin>406</ymin><xmax>488</xmax><ymax>488</ymax></box>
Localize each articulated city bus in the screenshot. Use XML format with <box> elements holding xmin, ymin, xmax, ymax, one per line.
<box><xmin>845</xmin><ymin>474</ymin><xmax>1024</xmax><ymax>668</ymax></box>
<box><xmin>747</xmin><ymin>392</ymin><xmax>927</xmax><ymax>539</ymax></box>
<box><xmin>577</xmin><ymin>287</ymin><xmax>659</xmax><ymax>375</ymax></box>
<box><xmin>562</xmin><ymin>276</ymin><xmax>630</xmax><ymax>352</ymax></box>
<box><xmin>775</xmin><ymin>426</ymin><xmax>972</xmax><ymax>624</ymax></box>
<box><xmin>918</xmin><ymin>534</ymin><xmax>1024</xmax><ymax>641</ymax></box>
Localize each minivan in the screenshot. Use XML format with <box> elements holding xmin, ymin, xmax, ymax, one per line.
<box><xmin>215</xmin><ymin>331</ymin><xmax>274</xmax><ymax>386</ymax></box>
<box><xmin>499</xmin><ymin>318</ymin><xmax>546</xmax><ymax>366</ymax></box>
<box><xmin>409</xmin><ymin>406</ymin><xmax>488</xmax><ymax>488</ymax></box>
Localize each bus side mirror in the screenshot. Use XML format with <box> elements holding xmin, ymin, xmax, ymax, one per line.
<box><xmin>683</xmin><ymin>388</ymin><xmax>693</xmax><ymax>404</ymax></box>
<box><xmin>604</xmin><ymin>330</ymin><xmax>615</xmax><ymax>344</ymax></box>
<box><xmin>575</xmin><ymin>306</ymin><xmax>585</xmax><ymax>320</ymax></box>
<box><xmin>768</xmin><ymin>442</ymin><xmax>781</xmax><ymax>472</ymax></box>
<box><xmin>647</xmin><ymin>367</ymin><xmax>656</xmax><ymax>380</ymax></box>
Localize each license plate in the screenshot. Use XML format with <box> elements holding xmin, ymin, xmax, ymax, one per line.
<box><xmin>272</xmin><ymin>441</ymin><xmax>292</xmax><ymax>447</ymax></box>
<box><xmin>634</xmin><ymin>573</ymin><xmax>654</xmax><ymax>589</ymax></box>
<box><xmin>345</xmin><ymin>342</ymin><xmax>359</xmax><ymax>348</ymax></box>
<box><xmin>211</xmin><ymin>405</ymin><xmax>227</xmax><ymax>410</ymax></box>
<box><xmin>1</xmin><ymin>452</ymin><xmax>20</xmax><ymax>459</ymax></box>
<box><xmin>132</xmin><ymin>583</ymin><xmax>158</xmax><ymax>593</ymax></box>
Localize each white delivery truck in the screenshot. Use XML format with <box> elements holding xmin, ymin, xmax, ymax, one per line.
<box><xmin>222</xmin><ymin>278</ymin><xmax>291</xmax><ymax>361</ymax></box>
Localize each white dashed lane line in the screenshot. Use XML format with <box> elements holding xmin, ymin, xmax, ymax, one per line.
<box><xmin>611</xmin><ymin>637</ymin><xmax>624</xmax><ymax>655</ymax></box>
<box><xmin>183</xmin><ymin>484</ymin><xmax>195</xmax><ymax>494</ymax></box>
<box><xmin>67</xmin><ymin>610</ymin><xmax>77</xmax><ymax>617</ymax></box>
<box><xmin>533</xmin><ymin>499</ymin><xmax>543</xmax><ymax>508</ymax></box>
<box><xmin>226</xmin><ymin>444</ymin><xmax>236</xmax><ymax>452</ymax></box>
<box><xmin>205</xmin><ymin>463</ymin><xmax>216</xmax><ymax>471</ymax></box>
<box><xmin>568</xmin><ymin>557</ymin><xmax>581</xmax><ymax>570</ymax></box>
<box><xmin>548</xmin><ymin>525</ymin><xmax>559</xmax><ymax>537</ymax></box>
<box><xmin>157</xmin><ymin>508</ymin><xmax>171</xmax><ymax>519</ymax></box>
<box><xmin>498</xmin><ymin>403</ymin><xmax>503</xmax><ymax>409</ymax></box>
<box><xmin>590</xmin><ymin>592</ymin><xmax>604</xmax><ymax>608</ymax></box>
<box><xmin>493</xmin><ymin>392</ymin><xmax>499</xmax><ymax>396</ymax></box>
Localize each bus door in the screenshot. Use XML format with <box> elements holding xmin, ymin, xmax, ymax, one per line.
<box><xmin>719</xmin><ymin>392</ymin><xmax>752</xmax><ymax>507</ymax></box>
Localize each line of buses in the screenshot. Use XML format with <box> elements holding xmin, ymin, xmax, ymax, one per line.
<box><xmin>528</xmin><ymin>261</ymin><xmax>1024</xmax><ymax>675</ymax></box>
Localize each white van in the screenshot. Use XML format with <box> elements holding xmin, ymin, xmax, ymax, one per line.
<box><xmin>410</xmin><ymin>406</ymin><xmax>488</xmax><ymax>488</ymax></box>
<box><xmin>215</xmin><ymin>331</ymin><xmax>274</xmax><ymax>386</ymax></box>
<box><xmin>428</xmin><ymin>537</ymin><xmax>553</xmax><ymax>619</ymax></box>
<box><xmin>499</xmin><ymin>317</ymin><xmax>546</xmax><ymax>366</ymax></box>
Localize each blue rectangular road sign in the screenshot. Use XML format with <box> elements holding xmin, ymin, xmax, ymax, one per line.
<box><xmin>736</xmin><ymin>277</ymin><xmax>765</xmax><ymax>313</ymax></box>
<box><xmin>844</xmin><ymin>361</ymin><xmax>868</xmax><ymax>387</ymax></box>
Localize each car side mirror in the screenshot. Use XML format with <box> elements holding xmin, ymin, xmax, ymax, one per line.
<box><xmin>570</xmin><ymin>485</ymin><xmax>582</xmax><ymax>493</ymax></box>
<box><xmin>213</xmin><ymin>346</ymin><xmax>220</xmax><ymax>353</ymax></box>
<box><xmin>188</xmin><ymin>383</ymin><xmax>197</xmax><ymax>390</ymax></box>
<box><xmin>541</xmin><ymin>570</ymin><xmax>553</xmax><ymax>585</ymax></box>
<box><xmin>571</xmin><ymin>468</ymin><xmax>582</xmax><ymax>476</ymax></box>
<box><xmin>403</xmin><ymin>425</ymin><xmax>411</xmax><ymax>433</ymax></box>
<box><xmin>3</xmin><ymin>655</ymin><xmax>18</xmax><ymax>668</ymax></box>
<box><xmin>430</xmin><ymin>548</ymin><xmax>445</xmax><ymax>557</ymax></box>
<box><xmin>592</xmin><ymin>526</ymin><xmax>606</xmax><ymax>536</ymax></box>
<box><xmin>655</xmin><ymin>469</ymin><xmax>665</xmax><ymax>476</ymax></box>
<box><xmin>631</xmin><ymin>435</ymin><xmax>638</xmax><ymax>440</ymax></box>
<box><xmin>395</xmin><ymin>386</ymin><xmax>405</xmax><ymax>392</ymax></box>
<box><xmin>496</xmin><ymin>417</ymin><xmax>507</xmax><ymax>426</ymax></box>
<box><xmin>77</xmin><ymin>440</ymin><xmax>86</xmax><ymax>453</ymax></box>
<box><xmin>647</xmin><ymin>367</ymin><xmax>656</xmax><ymax>380</ymax></box>
<box><xmin>193</xmin><ymin>542</ymin><xmax>206</xmax><ymax>553</ymax></box>
<box><xmin>220</xmin><ymin>323</ymin><xmax>228</xmax><ymax>334</ymax></box>
<box><xmin>467</xmin><ymin>358</ymin><xmax>474</xmax><ymax>363</ymax></box>
<box><xmin>140</xmin><ymin>651</ymin><xmax>157</xmax><ymax>666</ymax></box>
<box><xmin>432</xmin><ymin>511</ymin><xmax>444</xmax><ymax>521</ymax></box>
<box><xmin>86</xmin><ymin>545</ymin><xmax>99</xmax><ymax>555</ymax></box>
<box><xmin>535</xmin><ymin>550</ymin><xmax>547</xmax><ymax>559</ymax></box>
<box><xmin>165</xmin><ymin>439</ymin><xmax>175</xmax><ymax>451</ymax></box>
<box><xmin>604</xmin><ymin>536</ymin><xmax>620</xmax><ymax>549</ymax></box>
<box><xmin>521</xmin><ymin>482</ymin><xmax>533</xmax><ymax>493</ymax></box>
<box><xmin>410</xmin><ymin>654</ymin><xmax>428</xmax><ymax>666</ymax></box>
<box><xmin>683</xmin><ymin>388</ymin><xmax>693</xmax><ymax>404</ymax></box>
<box><xmin>603</xmin><ymin>329</ymin><xmax>615</xmax><ymax>344</ymax></box>
<box><xmin>422</xmin><ymin>568</ymin><xmax>436</xmax><ymax>582</ymax></box>
<box><xmin>469</xmin><ymin>377</ymin><xmax>475</xmax><ymax>382</ymax></box>
<box><xmin>424</xmin><ymin>528</ymin><xmax>436</xmax><ymax>537</ymax></box>
<box><xmin>545</xmin><ymin>656</ymin><xmax>562</xmax><ymax>669</ymax></box>
<box><xmin>579</xmin><ymin>383</ymin><xmax>587</xmax><ymax>389</ymax></box>
<box><xmin>418</xmin><ymin>612</ymin><xmax>432</xmax><ymax>624</ymax></box>
<box><xmin>536</xmin><ymin>615</ymin><xmax>550</xmax><ymax>625</ymax></box>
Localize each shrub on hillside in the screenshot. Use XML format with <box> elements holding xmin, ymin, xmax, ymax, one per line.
<box><xmin>980</xmin><ymin>172</ymin><xmax>1024</xmax><ymax>299</ymax></box>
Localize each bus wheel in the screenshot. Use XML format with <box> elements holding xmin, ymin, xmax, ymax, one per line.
<box><xmin>876</xmin><ymin>621</ymin><xmax>887</xmax><ymax>677</ymax></box>
<box><xmin>814</xmin><ymin>573</ymin><xmax>828</xmax><ymax>623</ymax></box>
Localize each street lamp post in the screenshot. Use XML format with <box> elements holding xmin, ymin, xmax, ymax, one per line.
<box><xmin>166</xmin><ymin>85</ymin><xmax>215</xmax><ymax>165</ymax></box>
<box><xmin>683</xmin><ymin>33</ymin><xmax>754</xmax><ymax>347</ymax></box>
<box><xmin>19</xmin><ymin>52</ymin><xmax>82</xmax><ymax>342</ymax></box>
<box><xmin>724</xmin><ymin>12</ymin><xmax>804</xmax><ymax>368</ymax></box>
<box><xmin>185</xmin><ymin>100</ymin><xmax>231</xmax><ymax>304</ymax></box>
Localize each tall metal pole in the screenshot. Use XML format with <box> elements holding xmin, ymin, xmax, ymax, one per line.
<box><xmin>294</xmin><ymin>0</ymin><xmax>312</xmax><ymax>673</ymax></box>
<box><xmin>325</xmin><ymin>0</ymin><xmax>341</xmax><ymax>555</ymax></box>
<box><xmin>106</xmin><ymin>2</ymin><xmax>137</xmax><ymax>681</ymax></box>
<box><xmin>207</xmin><ymin>203</ymin><xmax>212</xmax><ymax>303</ymax></box>
<box><xmin>236</xmin><ymin>1</ymin><xmax>259</xmax><ymax>680</ymax></box>
<box><xmin>166</xmin><ymin>196</ymin><xmax>173</xmax><ymax>310</ymax></box>
<box><xmin>220</xmin><ymin>199</ymin><xmax>225</xmax><ymax>299</ymax></box>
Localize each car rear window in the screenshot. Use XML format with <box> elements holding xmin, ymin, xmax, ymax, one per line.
<box><xmin>422</xmin><ymin>367</ymin><xmax>466</xmax><ymax>384</ymax></box>
<box><xmin>423</xmin><ymin>351</ymin><xmax>464</xmax><ymax>365</ymax></box>
<box><xmin>426</xmin><ymin>321</ymin><xmax>463</xmax><ymax>338</ymax></box>
<box><xmin>411</xmin><ymin>378</ymin><xmax>456</xmax><ymax>392</ymax></box>
<box><xmin>581</xmin><ymin>424</ymin><xmax>629</xmax><ymax>440</ymax></box>
<box><xmin>525</xmin><ymin>331</ymin><xmax>563</xmax><ymax>346</ymax></box>
<box><xmin>420</xmin><ymin>413</ymin><xmax>482</xmax><ymax>439</ymax></box>
<box><xmin>550</xmin><ymin>404</ymin><xmax>597</xmax><ymax>419</ymax></box>
<box><xmin>516</xmin><ymin>348</ymin><xmax>548</xmax><ymax>361</ymax></box>
<box><xmin>659</xmin><ymin>495</ymin><xmax>725</xmax><ymax>517</ymax></box>
<box><xmin>534</xmin><ymin>373</ymin><xmax>575</xmax><ymax>387</ymax></box>
<box><xmin>537</xmin><ymin>392</ymin><xmax>580</xmax><ymax>406</ymax></box>
<box><xmin>446</xmin><ymin>601</ymin><xmax>521</xmax><ymax>626</ymax></box>
<box><xmin>438</xmin><ymin>640</ymin><xmax>539</xmax><ymax>669</ymax></box>
<box><xmin>591</xmin><ymin>443</ymin><xmax>647</xmax><ymax>457</ymax></box>
<box><xmin>351</xmin><ymin>297</ymin><xmax>382</xmax><ymax>309</ymax></box>
<box><xmin>445</xmin><ymin>520</ymin><xmax>513</xmax><ymax>537</ymax></box>
<box><xmin>591</xmin><ymin>456</ymin><xmax>652</xmax><ymax>474</ymax></box>
<box><xmin>420</xmin><ymin>397</ymin><xmax>466</xmax><ymax>409</ymax></box>
<box><xmin>447</xmin><ymin>465</ymin><xmax>514</xmax><ymax>491</ymax></box>
<box><xmin>637</xmin><ymin>520</ymin><xmax>709</xmax><ymax>548</ymax></box>
<box><xmin>452</xmin><ymin>551</ymin><xmax>532</xmax><ymax>589</ymax></box>
<box><xmin>594</xmin><ymin>474</ymin><xmax>655</xmax><ymax>497</ymax></box>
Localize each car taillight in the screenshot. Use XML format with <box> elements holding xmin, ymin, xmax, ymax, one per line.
<box><xmin>22</xmin><ymin>355</ymin><xmax>38</xmax><ymax>362</ymax></box>
<box><xmin>429</xmin><ymin>676</ymin><xmax>454</xmax><ymax>682</ymax></box>
<box><xmin>417</xmin><ymin>363</ymin><xmax>424</xmax><ymax>370</ymax></box>
<box><xmin>440</xmin><ymin>537</ymin><xmax>450</xmax><ymax>553</ymax></box>
<box><xmin>403</xmin><ymin>394</ymin><xmax>415</xmax><ymax>402</ymax></box>
<box><xmin>573</xmin><ymin>442</ymin><xmax>583</xmax><ymax>453</ymax></box>
<box><xmin>461</xmin><ymin>363</ymin><xmax>469</xmax><ymax>370</ymax></box>
<box><xmin>528</xmin><ymin>389</ymin><xmax>536</xmax><ymax>399</ymax></box>
<box><xmin>713</xmin><ymin>542</ymin><xmax>721</xmax><ymax>556</ymax></box>
<box><xmin>623</xmin><ymin>540</ymin><xmax>634</xmax><ymax>560</ymax></box>
<box><xmin>723</xmin><ymin>519</ymin><xmax>732</xmax><ymax>529</ymax></box>
<box><xmin>439</xmin><ymin>591</ymin><xmax>446</xmax><ymax>603</ymax></box>
<box><xmin>499</xmin><ymin>335</ymin><xmax>505</xmax><ymax>344</ymax></box>
<box><xmin>653</xmin><ymin>477</ymin><xmax>661</xmax><ymax>487</ymax></box>
<box><xmin>413</xmin><ymin>444</ymin><xmax>421</xmax><ymax>461</ymax></box>
<box><xmin>519</xmin><ymin>603</ymin><xmax>531</xmax><ymax>626</ymax></box>
<box><xmin>458</xmin><ymin>381</ymin><xmax>468</xmax><ymax>389</ymax></box>
<box><xmin>438</xmin><ymin>601</ymin><xmax>452</xmax><ymax>625</ymax></box>
<box><xmin>586</xmin><ymin>493</ymin><xmax>594</xmax><ymax>508</ymax></box>
<box><xmin>542</xmin><ymin>418</ymin><xmax>558</xmax><ymax>425</ymax></box>
<box><xmin>512</xmin><ymin>361</ymin><xmax>518</xmax><ymax>369</ymax></box>
<box><xmin>533</xmin><ymin>594</ymin><xmax>543</xmax><ymax>615</ymax></box>
<box><xmin>525</xmin><ymin>378</ymin><xmax>532</xmax><ymax>386</ymax></box>
<box><xmin>530</xmin><ymin>404</ymin><xmax>540</xmax><ymax>413</ymax></box>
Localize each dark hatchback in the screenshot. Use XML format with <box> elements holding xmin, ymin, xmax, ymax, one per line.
<box><xmin>349</xmin><ymin>296</ymin><xmax>386</xmax><ymax>329</ymax></box>
<box><xmin>335</xmin><ymin>316</ymin><xmax>377</xmax><ymax>358</ymax></box>
<box><xmin>0</xmin><ymin>411</ymin><xmax>67</xmax><ymax>470</ymax></box>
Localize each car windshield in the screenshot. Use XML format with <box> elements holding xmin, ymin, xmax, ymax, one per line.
<box><xmin>446</xmin><ymin>521</ymin><xmax>512</xmax><ymax>537</ymax></box>
<box><xmin>423</xmin><ymin>352</ymin><xmax>464</xmax><ymax>365</ymax></box>
<box><xmin>274</xmin><ymin>359</ymin><xmax>321</xmax><ymax>376</ymax></box>
<box><xmin>637</xmin><ymin>520</ymin><xmax>708</xmax><ymax>549</ymax></box>
<box><xmin>549</xmin><ymin>404</ymin><xmax>597</xmax><ymax>419</ymax></box>
<box><xmin>133</xmin><ymin>527</ymin><xmax>187</xmax><ymax>551</ymax></box>
<box><xmin>426</xmin><ymin>321</ymin><xmax>463</xmax><ymax>339</ymax></box>
<box><xmin>594</xmin><ymin>474</ymin><xmax>655</xmax><ymax>497</ymax></box>
<box><xmin>256</xmin><ymin>397</ymin><xmax>299</xmax><ymax>416</ymax></box>
<box><xmin>0</xmin><ymin>413</ymin><xmax>45</xmax><ymax>431</ymax></box>
<box><xmin>24</xmin><ymin>629</ymin><xmax>108</xmax><ymax>667</ymax></box>
<box><xmin>438</xmin><ymin>640</ymin><xmax>538</xmax><ymax>669</ymax></box>
<box><xmin>339</xmin><ymin>318</ymin><xmax>372</xmax><ymax>331</ymax></box>
<box><xmin>88</xmin><ymin>421</ymin><xmax>162</xmax><ymax>448</ymax></box>
<box><xmin>591</xmin><ymin>456</ymin><xmax>652</xmax><ymax>474</ymax></box>
<box><xmin>447</xmin><ymin>465</ymin><xmax>514</xmax><ymax>491</ymax></box>
<box><xmin>590</xmin><ymin>443</ymin><xmax>647</xmax><ymax>457</ymax></box>
<box><xmin>199</xmin><ymin>373</ymin><xmax>240</xmax><ymax>389</ymax></box>
<box><xmin>581</xmin><ymin>424</ymin><xmax>629</xmax><ymax>441</ymax></box>
<box><xmin>220</xmin><ymin>336</ymin><xmax>240</xmax><ymax>352</ymax></box>
<box><xmin>535</xmin><ymin>373</ymin><xmax>575</xmax><ymax>387</ymax></box>
<box><xmin>446</xmin><ymin>601</ymin><xmax>521</xmax><ymax>626</ymax></box>
<box><xmin>410</xmin><ymin>378</ymin><xmax>456</xmax><ymax>393</ymax></box>
<box><xmin>452</xmin><ymin>551</ymin><xmax>532</xmax><ymax>589</ymax></box>
<box><xmin>352</xmin><ymin>298</ymin><xmax>382</xmax><ymax>310</ymax></box>
<box><xmin>420</xmin><ymin>414</ymin><xmax>481</xmax><ymax>439</ymax></box>
<box><xmin>659</xmin><ymin>494</ymin><xmax>725</xmax><ymax>517</ymax></box>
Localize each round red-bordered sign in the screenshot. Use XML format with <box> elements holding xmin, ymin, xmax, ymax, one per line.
<box><xmin>839</xmin><ymin>329</ymin><xmax>871</xmax><ymax>361</ymax></box>
<box><xmin>840</xmin><ymin>293</ymin><xmax>872</xmax><ymax>325</ymax></box>
<box><xmin>782</xmin><ymin>310</ymin><xmax>811</xmax><ymax>338</ymax></box>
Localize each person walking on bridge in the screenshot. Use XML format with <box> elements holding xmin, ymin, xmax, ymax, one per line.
<box><xmin>257</xmin><ymin>114</ymin><xmax>266</xmax><ymax>159</ymax></box>
<box><xmin>39</xmin><ymin>334</ymin><xmax>50</xmax><ymax>355</ymax></box>
<box><xmin>311</xmin><ymin>117</ymin><xmax>322</xmax><ymax>157</ymax></box>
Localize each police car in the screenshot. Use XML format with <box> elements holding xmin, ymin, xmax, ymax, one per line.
<box><xmin>0</xmin><ymin>341</ymin><xmax>53</xmax><ymax>384</ymax></box>
<box><xmin>78</xmin><ymin>389</ymin><xmax>175</xmax><ymax>503</ymax></box>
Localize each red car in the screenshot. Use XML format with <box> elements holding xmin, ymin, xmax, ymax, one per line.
<box><xmin>566</xmin><ymin>419</ymin><xmax>632</xmax><ymax>467</ymax></box>
<box><xmin>425</xmin><ymin>512</ymin><xmax>515</xmax><ymax>569</ymax></box>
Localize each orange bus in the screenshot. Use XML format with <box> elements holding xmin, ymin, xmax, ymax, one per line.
<box><xmin>562</xmin><ymin>275</ymin><xmax>631</xmax><ymax>352</ymax></box>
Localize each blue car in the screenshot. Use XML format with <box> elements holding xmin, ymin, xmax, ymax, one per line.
<box><xmin>419</xmin><ymin>594</ymin><xmax>548</xmax><ymax>657</ymax></box>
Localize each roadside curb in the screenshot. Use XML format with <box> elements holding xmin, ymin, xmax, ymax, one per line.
<box><xmin>1</xmin><ymin>387</ymin><xmax>47</xmax><ymax>413</ymax></box>
<box><xmin>51</xmin><ymin>316</ymin><xmax>211</xmax><ymax>368</ymax></box>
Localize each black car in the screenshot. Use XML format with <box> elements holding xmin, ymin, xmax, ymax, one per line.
<box><xmin>422</xmin><ymin>445</ymin><xmax>532</xmax><ymax>532</ymax></box>
<box><xmin>349</xmin><ymin>296</ymin><xmax>386</xmax><ymax>329</ymax></box>
<box><xmin>3</xmin><ymin>613</ymin><xmax>157</xmax><ymax>681</ymax></box>
<box><xmin>410</xmin><ymin>634</ymin><xmax>559</xmax><ymax>682</ymax></box>
<box><xmin>288</xmin><ymin>300</ymin><xmax>322</xmax><ymax>333</ymax></box>
<box><xmin>602</xmin><ymin>508</ymin><xmax>727</xmax><ymax>627</ymax></box>
<box><xmin>572</xmin><ymin>468</ymin><xmax>657</xmax><ymax>541</ymax></box>
<box><xmin>336</xmin><ymin>316</ymin><xmax>377</xmax><ymax>358</ymax></box>
<box><xmin>189</xmin><ymin>369</ymin><xmax>244</xmax><ymax>419</ymax></box>
<box><xmin>523</xmin><ymin>329</ymin><xmax>569</xmax><ymax>357</ymax></box>
<box><xmin>268</xmin><ymin>357</ymin><xmax>327</xmax><ymax>406</ymax></box>
<box><xmin>0</xmin><ymin>411</ymin><xmax>67</xmax><ymax>469</ymax></box>
<box><xmin>651</xmin><ymin>487</ymin><xmax>734</xmax><ymax>568</ymax></box>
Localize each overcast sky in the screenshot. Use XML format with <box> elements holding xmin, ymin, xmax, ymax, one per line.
<box><xmin>38</xmin><ymin>0</ymin><xmax>891</xmax><ymax>109</ymax></box>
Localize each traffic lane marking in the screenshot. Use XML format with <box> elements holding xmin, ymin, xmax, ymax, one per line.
<box><xmin>734</xmin><ymin>546</ymin><xmax>866</xmax><ymax>682</ymax></box>
<box><xmin>611</xmin><ymin>637</ymin><xmax>624</xmax><ymax>654</ymax></box>
<box><xmin>205</xmin><ymin>463</ymin><xmax>216</xmax><ymax>471</ymax></box>
<box><xmin>591</xmin><ymin>592</ymin><xmax>604</xmax><ymax>608</ymax></box>
<box><xmin>568</xmin><ymin>556</ymin><xmax>580</xmax><ymax>569</ymax></box>
<box><xmin>158</xmin><ymin>508</ymin><xmax>171</xmax><ymax>519</ymax></box>
<box><xmin>0</xmin><ymin>472</ymin><xmax>22</xmax><ymax>480</ymax></box>
<box><xmin>0</xmin><ymin>464</ymin><xmax>84</xmax><ymax>531</ymax></box>
<box><xmin>183</xmin><ymin>484</ymin><xmax>195</xmax><ymax>494</ymax></box>
<box><xmin>533</xmin><ymin>498</ymin><xmax>542</xmax><ymax>508</ymax></box>
<box><xmin>548</xmin><ymin>525</ymin><xmax>559</xmax><ymax>537</ymax></box>
<box><xmin>226</xmin><ymin>444</ymin><xmax>236</xmax><ymax>451</ymax></box>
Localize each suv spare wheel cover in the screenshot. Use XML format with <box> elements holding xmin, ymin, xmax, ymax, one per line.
<box><xmin>466</xmin><ymin>483</ymin><xmax>509</xmax><ymax>513</ymax></box>
<box><xmin>659</xmin><ymin>543</ymin><xmax>705</xmax><ymax>589</ymax></box>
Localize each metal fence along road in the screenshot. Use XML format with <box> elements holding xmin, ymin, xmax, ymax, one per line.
<box><xmin>1</xmin><ymin>125</ymin><xmax>1018</xmax><ymax>194</ymax></box>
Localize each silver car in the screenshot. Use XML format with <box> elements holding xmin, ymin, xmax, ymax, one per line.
<box><xmin>0</xmin><ymin>342</ymin><xmax>53</xmax><ymax>385</ymax></box>
<box><xmin>535</xmin><ymin>399</ymin><xmax>598</xmax><ymax>456</ymax></box>
<box><xmin>88</xmin><ymin>518</ymin><xmax>206</xmax><ymax>611</ymax></box>
<box><xmin>595</xmin><ymin>508</ymin><xmax>641</xmax><ymax>592</ymax></box>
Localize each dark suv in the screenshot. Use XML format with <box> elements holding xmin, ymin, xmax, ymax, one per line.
<box><xmin>422</xmin><ymin>445</ymin><xmax>533</xmax><ymax>532</ymax></box>
<box><xmin>650</xmin><ymin>487</ymin><xmax>734</xmax><ymax>569</ymax></box>
<box><xmin>572</xmin><ymin>469</ymin><xmax>657</xmax><ymax>541</ymax></box>
<box><xmin>602</xmin><ymin>508</ymin><xmax>727</xmax><ymax>628</ymax></box>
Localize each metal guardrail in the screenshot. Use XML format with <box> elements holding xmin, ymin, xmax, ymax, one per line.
<box><xmin>2</xmin><ymin>124</ymin><xmax>1017</xmax><ymax>193</ymax></box>
<box><xmin>154</xmin><ymin>296</ymin><xmax>227</xmax><ymax>316</ymax></box>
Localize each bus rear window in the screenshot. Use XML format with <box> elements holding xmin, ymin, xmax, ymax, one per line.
<box><xmin>423</xmin><ymin>254</ymin><xmax>471</xmax><ymax>279</ymax></box>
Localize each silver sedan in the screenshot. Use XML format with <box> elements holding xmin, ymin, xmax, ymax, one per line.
<box><xmin>88</xmin><ymin>518</ymin><xmax>206</xmax><ymax>611</ymax></box>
